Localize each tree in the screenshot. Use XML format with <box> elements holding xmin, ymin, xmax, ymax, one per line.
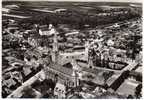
<box><xmin>21</xmin><ymin>86</ymin><xmax>37</xmax><ymax>98</ymax></box>
<box><xmin>135</xmin><ymin>84</ymin><xmax>142</xmax><ymax>98</ymax></box>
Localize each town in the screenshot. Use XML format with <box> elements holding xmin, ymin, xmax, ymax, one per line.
<box><xmin>2</xmin><ymin>1</ymin><xmax>142</xmax><ymax>99</ymax></box>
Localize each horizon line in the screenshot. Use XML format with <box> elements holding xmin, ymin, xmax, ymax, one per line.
<box><xmin>2</xmin><ymin>0</ymin><xmax>143</xmax><ymax>3</ymax></box>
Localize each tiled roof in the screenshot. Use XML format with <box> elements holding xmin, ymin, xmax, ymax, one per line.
<box><xmin>25</xmin><ymin>48</ymin><xmax>42</xmax><ymax>58</ymax></box>
<box><xmin>46</xmin><ymin>63</ymin><xmax>73</xmax><ymax>77</ymax></box>
<box><xmin>57</xmin><ymin>55</ymin><xmax>72</xmax><ymax>65</ymax></box>
<box><xmin>82</xmin><ymin>67</ymin><xmax>104</xmax><ymax>75</ymax></box>
<box><xmin>116</xmin><ymin>79</ymin><xmax>139</xmax><ymax>96</ymax></box>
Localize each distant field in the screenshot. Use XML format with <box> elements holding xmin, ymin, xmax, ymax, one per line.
<box><xmin>2</xmin><ymin>1</ymin><xmax>142</xmax><ymax>14</ymax></box>
<box><xmin>2</xmin><ymin>1</ymin><xmax>142</xmax><ymax>28</ymax></box>
<box><xmin>2</xmin><ymin>1</ymin><xmax>142</xmax><ymax>6</ymax></box>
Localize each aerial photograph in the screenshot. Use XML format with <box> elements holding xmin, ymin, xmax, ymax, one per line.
<box><xmin>2</xmin><ymin>0</ymin><xmax>142</xmax><ymax>99</ymax></box>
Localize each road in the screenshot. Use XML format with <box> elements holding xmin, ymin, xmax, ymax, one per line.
<box><xmin>7</xmin><ymin>70</ymin><xmax>45</xmax><ymax>98</ymax></box>
<box><xmin>2</xmin><ymin>14</ymin><xmax>30</xmax><ymax>19</ymax></box>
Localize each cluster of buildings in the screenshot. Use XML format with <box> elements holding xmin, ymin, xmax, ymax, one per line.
<box><xmin>2</xmin><ymin>12</ymin><xmax>142</xmax><ymax>98</ymax></box>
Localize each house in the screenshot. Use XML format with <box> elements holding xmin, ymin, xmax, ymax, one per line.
<box><xmin>2</xmin><ymin>8</ymin><xmax>10</xmax><ymax>13</ymax></box>
<box><xmin>116</xmin><ymin>79</ymin><xmax>140</xmax><ymax>96</ymax></box>
<box><xmin>54</xmin><ymin>82</ymin><xmax>66</xmax><ymax>98</ymax></box>
<box><xmin>5</xmin><ymin>4</ymin><xmax>19</xmax><ymax>9</ymax></box>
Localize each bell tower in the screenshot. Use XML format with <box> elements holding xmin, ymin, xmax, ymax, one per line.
<box><xmin>88</xmin><ymin>56</ymin><xmax>93</xmax><ymax>68</ymax></box>
<box><xmin>51</xmin><ymin>24</ymin><xmax>59</xmax><ymax>63</ymax></box>
<box><xmin>85</xmin><ymin>41</ymin><xmax>89</xmax><ymax>60</ymax></box>
<box><xmin>87</xmin><ymin>46</ymin><xmax>94</xmax><ymax>69</ymax></box>
<box><xmin>71</xmin><ymin>59</ymin><xmax>79</xmax><ymax>87</ymax></box>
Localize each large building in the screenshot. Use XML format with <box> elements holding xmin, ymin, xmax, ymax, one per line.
<box><xmin>44</xmin><ymin>25</ymin><xmax>80</xmax><ymax>90</ymax></box>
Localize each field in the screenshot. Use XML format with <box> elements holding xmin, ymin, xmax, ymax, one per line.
<box><xmin>2</xmin><ymin>1</ymin><xmax>142</xmax><ymax>29</ymax></box>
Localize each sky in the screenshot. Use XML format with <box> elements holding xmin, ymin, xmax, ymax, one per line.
<box><xmin>2</xmin><ymin>0</ymin><xmax>143</xmax><ymax>3</ymax></box>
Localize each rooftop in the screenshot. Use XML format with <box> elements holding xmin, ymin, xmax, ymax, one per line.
<box><xmin>46</xmin><ymin>63</ymin><xmax>73</xmax><ymax>77</ymax></box>
<box><xmin>116</xmin><ymin>79</ymin><xmax>139</xmax><ymax>96</ymax></box>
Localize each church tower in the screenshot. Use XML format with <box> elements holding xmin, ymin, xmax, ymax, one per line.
<box><xmin>88</xmin><ymin>46</ymin><xmax>94</xmax><ymax>69</ymax></box>
<box><xmin>51</xmin><ymin>24</ymin><xmax>59</xmax><ymax>63</ymax></box>
<box><xmin>85</xmin><ymin>41</ymin><xmax>93</xmax><ymax>68</ymax></box>
<box><xmin>71</xmin><ymin>59</ymin><xmax>79</xmax><ymax>87</ymax></box>
<box><xmin>88</xmin><ymin>56</ymin><xmax>93</xmax><ymax>68</ymax></box>
<box><xmin>85</xmin><ymin>41</ymin><xmax>89</xmax><ymax>60</ymax></box>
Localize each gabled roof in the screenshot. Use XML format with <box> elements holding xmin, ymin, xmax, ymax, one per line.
<box><xmin>25</xmin><ymin>47</ymin><xmax>42</xmax><ymax>58</ymax></box>
<box><xmin>46</xmin><ymin>63</ymin><xmax>73</xmax><ymax>77</ymax></box>
<box><xmin>116</xmin><ymin>79</ymin><xmax>139</xmax><ymax>96</ymax></box>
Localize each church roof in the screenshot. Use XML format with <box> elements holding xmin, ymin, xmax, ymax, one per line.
<box><xmin>45</xmin><ymin>63</ymin><xmax>73</xmax><ymax>77</ymax></box>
